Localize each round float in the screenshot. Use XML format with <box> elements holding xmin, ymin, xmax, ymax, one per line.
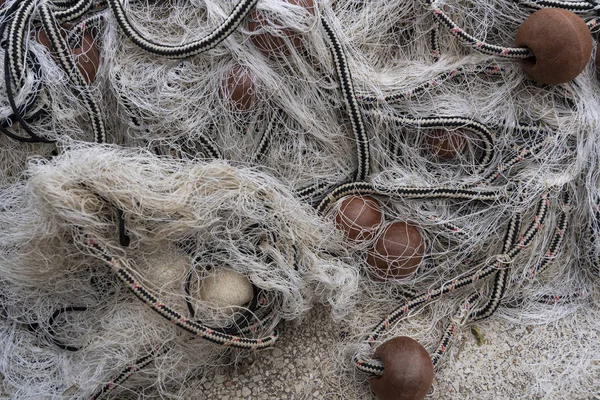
<box><xmin>515</xmin><ymin>8</ymin><xmax>592</xmax><ymax>84</ymax></box>
<box><xmin>367</xmin><ymin>221</ymin><xmax>424</xmax><ymax>279</ymax></box>
<box><xmin>334</xmin><ymin>195</ymin><xmax>383</xmax><ymax>242</ymax></box>
<box><xmin>369</xmin><ymin>336</ymin><xmax>434</xmax><ymax>400</ymax></box>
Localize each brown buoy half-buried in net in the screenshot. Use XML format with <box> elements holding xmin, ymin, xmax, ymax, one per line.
<box><xmin>222</xmin><ymin>66</ymin><xmax>256</xmax><ymax>111</ymax></box>
<box><xmin>334</xmin><ymin>195</ymin><xmax>383</xmax><ymax>242</ymax></box>
<box><xmin>426</xmin><ymin>129</ymin><xmax>466</xmax><ymax>160</ymax></box>
<box><xmin>515</xmin><ymin>8</ymin><xmax>592</xmax><ymax>85</ymax></box>
<box><xmin>37</xmin><ymin>28</ymin><xmax>101</xmax><ymax>84</ymax></box>
<box><xmin>369</xmin><ymin>336</ymin><xmax>434</xmax><ymax>400</ymax></box>
<box><xmin>247</xmin><ymin>0</ymin><xmax>315</xmax><ymax>58</ymax></box>
<box><xmin>367</xmin><ymin>221</ymin><xmax>424</xmax><ymax>279</ymax></box>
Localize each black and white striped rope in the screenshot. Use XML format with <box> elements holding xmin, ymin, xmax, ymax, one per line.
<box><xmin>6</xmin><ymin>0</ymin><xmax>37</xmax><ymax>89</ymax></box>
<box><xmin>316</xmin><ymin>182</ymin><xmax>375</xmax><ymax>214</ymax></box>
<box><xmin>54</xmin><ymin>0</ymin><xmax>94</xmax><ymax>23</ymax></box>
<box><xmin>388</xmin><ymin>127</ymin><xmax>404</xmax><ymax>161</ymax></box>
<box><xmin>469</xmin><ymin>212</ymin><xmax>521</xmax><ymax>321</ymax></box>
<box><xmin>66</xmin><ymin>12</ymin><xmax>105</xmax><ymax>44</ymax></box>
<box><xmin>253</xmin><ymin>109</ymin><xmax>279</xmax><ymax>163</ymax></box>
<box><xmin>85</xmin><ymin>236</ymin><xmax>279</xmax><ymax>349</ymax></box>
<box><xmin>39</xmin><ymin>2</ymin><xmax>106</xmax><ymax>143</ymax></box>
<box><xmin>535</xmin><ymin>290</ymin><xmax>586</xmax><ymax>304</ymax></box>
<box><xmin>352</xmin><ymin>349</ymin><xmax>384</xmax><ymax>375</ymax></box>
<box><xmin>429</xmin><ymin>292</ymin><xmax>479</xmax><ymax>368</ymax></box>
<box><xmin>192</xmin><ymin>124</ymin><xmax>222</xmax><ymax>159</ymax></box>
<box><xmin>363</xmin><ymin>109</ymin><xmax>495</xmax><ymax>177</ymax></box>
<box><xmin>316</xmin><ymin>181</ymin><xmax>507</xmax><ymax>215</ymax></box>
<box><xmin>107</xmin><ymin>0</ymin><xmax>257</xmax><ymax>58</ymax></box>
<box><xmin>527</xmin><ymin>190</ymin><xmax>570</xmax><ymax>278</ymax></box>
<box><xmin>508</xmin><ymin>288</ymin><xmax>587</xmax><ymax>307</ymax></box>
<box><xmin>357</xmin><ymin>65</ymin><xmax>504</xmax><ymax>105</ymax></box>
<box><xmin>49</xmin><ymin>0</ymin><xmax>97</xmax><ymax>10</ymax></box>
<box><xmin>426</xmin><ymin>214</ymin><xmax>468</xmax><ymax>237</ymax></box>
<box><xmin>586</xmin><ymin>16</ymin><xmax>600</xmax><ymax>31</ymax></box>
<box><xmin>430</xmin><ymin>319</ymin><xmax>459</xmax><ymax>368</ymax></box>
<box><xmin>0</xmin><ymin>2</ymin><xmax>48</xmax><ymax>140</ymax></box>
<box><xmin>490</xmin><ymin>119</ymin><xmax>550</xmax><ymax>134</ymax></box>
<box><xmin>381</xmin><ymin>184</ymin><xmax>506</xmax><ymax>202</ymax></box>
<box><xmin>424</xmin><ymin>0</ymin><xmax>532</xmax><ymax>58</ymax></box>
<box><xmin>430</xmin><ymin>23</ymin><xmax>441</xmax><ymax>60</ymax></box>
<box><xmin>90</xmin><ymin>346</ymin><xmax>169</xmax><ymax>400</ymax></box>
<box><xmin>480</xmin><ymin>138</ymin><xmax>548</xmax><ymax>185</ymax></box>
<box><xmin>0</xmin><ymin>0</ymin><xmax>26</xmax><ymax>51</ymax></box>
<box><xmin>515</xmin><ymin>0</ymin><xmax>600</xmax><ymax>13</ymax></box>
<box><xmin>295</xmin><ymin>180</ymin><xmax>333</xmax><ymax>203</ymax></box>
<box><xmin>49</xmin><ymin>0</ymin><xmax>82</xmax><ymax>8</ymax></box>
<box><xmin>321</xmin><ymin>16</ymin><xmax>370</xmax><ymax>182</ymax></box>
<box><xmin>1</xmin><ymin>0</ymin><xmax>52</xmax><ymax>143</ymax></box>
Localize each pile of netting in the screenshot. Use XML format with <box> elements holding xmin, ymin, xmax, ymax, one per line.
<box><xmin>0</xmin><ymin>144</ymin><xmax>358</xmax><ymax>398</ymax></box>
<box><xmin>1</xmin><ymin>0</ymin><xmax>600</xmax><ymax>398</ymax></box>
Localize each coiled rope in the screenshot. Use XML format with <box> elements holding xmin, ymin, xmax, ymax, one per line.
<box><xmin>316</xmin><ymin>181</ymin><xmax>507</xmax><ymax>215</ymax></box>
<box><xmin>106</xmin><ymin>0</ymin><xmax>258</xmax><ymax>58</ymax></box>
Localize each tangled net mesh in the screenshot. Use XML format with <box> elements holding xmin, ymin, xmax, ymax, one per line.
<box><xmin>0</xmin><ymin>144</ymin><xmax>358</xmax><ymax>398</ymax></box>
<box><xmin>1</xmin><ymin>0</ymin><xmax>600</xmax><ymax>398</ymax></box>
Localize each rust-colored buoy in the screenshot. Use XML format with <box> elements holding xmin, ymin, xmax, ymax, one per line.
<box><xmin>426</xmin><ymin>129</ymin><xmax>465</xmax><ymax>160</ymax></box>
<box><xmin>247</xmin><ymin>0</ymin><xmax>315</xmax><ymax>58</ymax></box>
<box><xmin>335</xmin><ymin>195</ymin><xmax>383</xmax><ymax>242</ymax></box>
<box><xmin>367</xmin><ymin>221</ymin><xmax>424</xmax><ymax>279</ymax></box>
<box><xmin>515</xmin><ymin>8</ymin><xmax>592</xmax><ymax>84</ymax></box>
<box><xmin>222</xmin><ymin>66</ymin><xmax>255</xmax><ymax>111</ymax></box>
<box><xmin>369</xmin><ymin>336</ymin><xmax>434</xmax><ymax>400</ymax></box>
<box><xmin>37</xmin><ymin>28</ymin><xmax>101</xmax><ymax>84</ymax></box>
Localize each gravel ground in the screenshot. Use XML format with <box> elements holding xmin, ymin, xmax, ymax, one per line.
<box><xmin>1</xmin><ymin>304</ymin><xmax>597</xmax><ymax>399</ymax></box>
<box><xmin>181</xmin><ymin>305</ymin><xmax>600</xmax><ymax>400</ymax></box>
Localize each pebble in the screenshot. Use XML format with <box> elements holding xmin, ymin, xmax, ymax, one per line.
<box><xmin>272</xmin><ymin>348</ymin><xmax>283</xmax><ymax>357</ymax></box>
<box><xmin>242</xmin><ymin>387</ymin><xmax>251</xmax><ymax>397</ymax></box>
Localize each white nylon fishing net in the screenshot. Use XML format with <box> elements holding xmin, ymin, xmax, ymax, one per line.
<box><xmin>1</xmin><ymin>0</ymin><xmax>600</xmax><ymax>398</ymax></box>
